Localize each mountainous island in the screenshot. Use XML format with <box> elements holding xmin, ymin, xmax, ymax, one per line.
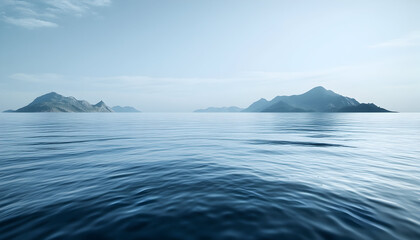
<box><xmin>112</xmin><ymin>106</ymin><xmax>141</xmax><ymax>112</ymax></box>
<box><xmin>9</xmin><ymin>92</ymin><xmax>113</xmax><ymax>112</ymax></box>
<box><xmin>4</xmin><ymin>87</ymin><xmax>391</xmax><ymax>113</ymax></box>
<box><xmin>197</xmin><ymin>86</ymin><xmax>391</xmax><ymax>113</ymax></box>
<box><xmin>244</xmin><ymin>86</ymin><xmax>390</xmax><ymax>112</ymax></box>
<box><xmin>194</xmin><ymin>106</ymin><xmax>244</xmax><ymax>112</ymax></box>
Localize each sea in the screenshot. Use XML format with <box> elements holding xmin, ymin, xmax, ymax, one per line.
<box><xmin>0</xmin><ymin>113</ymin><xmax>419</xmax><ymax>240</ymax></box>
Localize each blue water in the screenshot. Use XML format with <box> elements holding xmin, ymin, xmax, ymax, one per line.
<box><xmin>0</xmin><ymin>113</ymin><xmax>419</xmax><ymax>240</ymax></box>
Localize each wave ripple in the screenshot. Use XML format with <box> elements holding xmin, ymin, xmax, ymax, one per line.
<box><xmin>1</xmin><ymin>113</ymin><xmax>420</xmax><ymax>240</ymax></box>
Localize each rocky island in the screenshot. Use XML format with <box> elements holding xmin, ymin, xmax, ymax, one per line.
<box><xmin>239</xmin><ymin>86</ymin><xmax>391</xmax><ymax>112</ymax></box>
<box><xmin>11</xmin><ymin>92</ymin><xmax>113</xmax><ymax>112</ymax></box>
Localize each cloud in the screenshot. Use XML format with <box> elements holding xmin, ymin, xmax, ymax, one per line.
<box><xmin>1</xmin><ymin>0</ymin><xmax>111</xmax><ymax>28</ymax></box>
<box><xmin>3</xmin><ymin>16</ymin><xmax>57</xmax><ymax>29</ymax></box>
<box><xmin>371</xmin><ymin>31</ymin><xmax>420</xmax><ymax>48</ymax></box>
<box><xmin>9</xmin><ymin>73</ymin><xmax>64</xmax><ymax>82</ymax></box>
<box><xmin>44</xmin><ymin>0</ymin><xmax>111</xmax><ymax>14</ymax></box>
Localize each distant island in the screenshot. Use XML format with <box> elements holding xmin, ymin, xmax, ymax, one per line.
<box><xmin>244</xmin><ymin>86</ymin><xmax>391</xmax><ymax>112</ymax></box>
<box><xmin>4</xmin><ymin>87</ymin><xmax>392</xmax><ymax>113</ymax></box>
<box><xmin>7</xmin><ymin>92</ymin><xmax>113</xmax><ymax>112</ymax></box>
<box><xmin>194</xmin><ymin>106</ymin><xmax>243</xmax><ymax>112</ymax></box>
<box><xmin>112</xmin><ymin>106</ymin><xmax>141</xmax><ymax>112</ymax></box>
<box><xmin>198</xmin><ymin>86</ymin><xmax>391</xmax><ymax>113</ymax></box>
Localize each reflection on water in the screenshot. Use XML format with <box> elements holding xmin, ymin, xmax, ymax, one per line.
<box><xmin>0</xmin><ymin>113</ymin><xmax>419</xmax><ymax>239</ymax></box>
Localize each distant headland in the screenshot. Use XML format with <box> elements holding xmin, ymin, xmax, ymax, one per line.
<box><xmin>195</xmin><ymin>86</ymin><xmax>392</xmax><ymax>113</ymax></box>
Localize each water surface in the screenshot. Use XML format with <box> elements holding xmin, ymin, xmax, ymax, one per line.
<box><xmin>0</xmin><ymin>113</ymin><xmax>419</xmax><ymax>239</ymax></box>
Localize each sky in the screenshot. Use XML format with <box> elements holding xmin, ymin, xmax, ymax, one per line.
<box><xmin>1</xmin><ymin>0</ymin><xmax>420</xmax><ymax>112</ymax></box>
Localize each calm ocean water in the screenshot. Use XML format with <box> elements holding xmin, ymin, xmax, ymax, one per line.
<box><xmin>0</xmin><ymin>113</ymin><xmax>419</xmax><ymax>240</ymax></box>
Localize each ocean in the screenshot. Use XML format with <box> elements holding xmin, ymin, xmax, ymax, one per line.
<box><xmin>0</xmin><ymin>113</ymin><xmax>419</xmax><ymax>239</ymax></box>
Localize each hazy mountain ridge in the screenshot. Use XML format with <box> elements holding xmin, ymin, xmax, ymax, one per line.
<box><xmin>112</xmin><ymin>106</ymin><xmax>141</xmax><ymax>112</ymax></box>
<box><xmin>194</xmin><ymin>106</ymin><xmax>243</xmax><ymax>112</ymax></box>
<box><xmin>14</xmin><ymin>92</ymin><xmax>113</xmax><ymax>112</ymax></box>
<box><xmin>243</xmin><ymin>86</ymin><xmax>391</xmax><ymax>112</ymax></box>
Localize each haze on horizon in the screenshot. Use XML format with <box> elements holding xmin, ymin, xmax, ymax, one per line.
<box><xmin>1</xmin><ymin>0</ymin><xmax>419</xmax><ymax>112</ymax></box>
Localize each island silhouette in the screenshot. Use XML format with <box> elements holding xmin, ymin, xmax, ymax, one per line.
<box><xmin>8</xmin><ymin>92</ymin><xmax>139</xmax><ymax>113</ymax></box>
<box><xmin>196</xmin><ymin>86</ymin><xmax>391</xmax><ymax>112</ymax></box>
<box><xmin>6</xmin><ymin>86</ymin><xmax>391</xmax><ymax>112</ymax></box>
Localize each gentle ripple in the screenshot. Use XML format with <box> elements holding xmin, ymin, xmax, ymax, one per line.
<box><xmin>0</xmin><ymin>113</ymin><xmax>420</xmax><ymax>239</ymax></box>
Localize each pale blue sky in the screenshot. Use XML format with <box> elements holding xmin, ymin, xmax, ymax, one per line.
<box><xmin>1</xmin><ymin>0</ymin><xmax>419</xmax><ymax>112</ymax></box>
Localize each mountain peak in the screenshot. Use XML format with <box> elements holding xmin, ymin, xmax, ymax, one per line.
<box><xmin>40</xmin><ymin>92</ymin><xmax>62</xmax><ymax>98</ymax></box>
<box><xmin>32</xmin><ymin>92</ymin><xmax>64</xmax><ymax>103</ymax></box>
<box><xmin>311</xmin><ymin>86</ymin><xmax>326</xmax><ymax>91</ymax></box>
<box><xmin>306</xmin><ymin>86</ymin><xmax>328</xmax><ymax>93</ymax></box>
<box><xmin>301</xmin><ymin>86</ymin><xmax>338</xmax><ymax>98</ymax></box>
<box><xmin>95</xmin><ymin>100</ymin><xmax>105</xmax><ymax>106</ymax></box>
<box><xmin>256</xmin><ymin>98</ymin><xmax>268</xmax><ymax>103</ymax></box>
